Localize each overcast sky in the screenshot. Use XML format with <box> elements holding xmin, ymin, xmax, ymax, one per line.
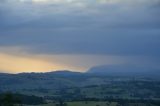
<box><xmin>0</xmin><ymin>0</ymin><xmax>160</xmax><ymax>73</ymax></box>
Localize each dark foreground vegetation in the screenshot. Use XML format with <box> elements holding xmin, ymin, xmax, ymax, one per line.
<box><xmin>0</xmin><ymin>92</ymin><xmax>44</xmax><ymax>106</ymax></box>
<box><xmin>0</xmin><ymin>92</ymin><xmax>160</xmax><ymax>106</ymax></box>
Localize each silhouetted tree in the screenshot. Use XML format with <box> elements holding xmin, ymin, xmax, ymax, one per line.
<box><xmin>1</xmin><ymin>92</ymin><xmax>14</xmax><ymax>106</ymax></box>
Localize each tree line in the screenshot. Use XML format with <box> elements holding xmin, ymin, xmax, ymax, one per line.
<box><xmin>0</xmin><ymin>92</ymin><xmax>45</xmax><ymax>106</ymax></box>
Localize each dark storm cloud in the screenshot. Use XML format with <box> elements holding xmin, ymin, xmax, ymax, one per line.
<box><xmin>0</xmin><ymin>28</ymin><xmax>160</xmax><ymax>56</ymax></box>
<box><xmin>0</xmin><ymin>0</ymin><xmax>160</xmax><ymax>56</ymax></box>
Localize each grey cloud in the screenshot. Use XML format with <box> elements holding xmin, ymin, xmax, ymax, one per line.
<box><xmin>0</xmin><ymin>28</ymin><xmax>160</xmax><ymax>56</ymax></box>
<box><xmin>0</xmin><ymin>0</ymin><xmax>160</xmax><ymax>56</ymax></box>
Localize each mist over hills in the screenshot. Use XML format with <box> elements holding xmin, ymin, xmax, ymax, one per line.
<box><xmin>0</xmin><ymin>65</ymin><xmax>159</xmax><ymax>93</ymax></box>
<box><xmin>87</xmin><ymin>65</ymin><xmax>160</xmax><ymax>78</ymax></box>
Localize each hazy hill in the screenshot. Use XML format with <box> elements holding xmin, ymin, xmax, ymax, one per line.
<box><xmin>0</xmin><ymin>65</ymin><xmax>159</xmax><ymax>93</ymax></box>
<box><xmin>87</xmin><ymin>65</ymin><xmax>160</xmax><ymax>78</ymax></box>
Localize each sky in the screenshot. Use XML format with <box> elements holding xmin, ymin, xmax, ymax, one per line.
<box><xmin>0</xmin><ymin>0</ymin><xmax>160</xmax><ymax>73</ymax></box>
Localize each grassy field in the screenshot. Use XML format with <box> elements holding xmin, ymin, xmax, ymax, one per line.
<box><xmin>24</xmin><ymin>101</ymin><xmax>157</xmax><ymax>106</ymax></box>
<box><xmin>67</xmin><ymin>101</ymin><xmax>117</xmax><ymax>106</ymax></box>
<box><xmin>24</xmin><ymin>102</ymin><xmax>116</xmax><ymax>106</ymax></box>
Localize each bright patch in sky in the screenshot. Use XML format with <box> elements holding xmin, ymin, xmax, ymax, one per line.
<box><xmin>0</xmin><ymin>47</ymin><xmax>125</xmax><ymax>73</ymax></box>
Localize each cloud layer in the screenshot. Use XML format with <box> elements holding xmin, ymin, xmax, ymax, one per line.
<box><xmin>0</xmin><ymin>0</ymin><xmax>160</xmax><ymax>73</ymax></box>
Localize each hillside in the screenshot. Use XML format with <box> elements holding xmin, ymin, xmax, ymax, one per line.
<box><xmin>0</xmin><ymin>67</ymin><xmax>160</xmax><ymax>103</ymax></box>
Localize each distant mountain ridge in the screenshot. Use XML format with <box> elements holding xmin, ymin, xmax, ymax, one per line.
<box><xmin>87</xmin><ymin>65</ymin><xmax>160</xmax><ymax>78</ymax></box>
<box><xmin>0</xmin><ymin>65</ymin><xmax>160</xmax><ymax>93</ymax></box>
<box><xmin>1</xmin><ymin>64</ymin><xmax>159</xmax><ymax>76</ymax></box>
<box><xmin>0</xmin><ymin>65</ymin><xmax>160</xmax><ymax>78</ymax></box>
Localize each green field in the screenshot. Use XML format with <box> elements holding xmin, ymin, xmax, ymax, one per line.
<box><xmin>24</xmin><ymin>101</ymin><xmax>157</xmax><ymax>106</ymax></box>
